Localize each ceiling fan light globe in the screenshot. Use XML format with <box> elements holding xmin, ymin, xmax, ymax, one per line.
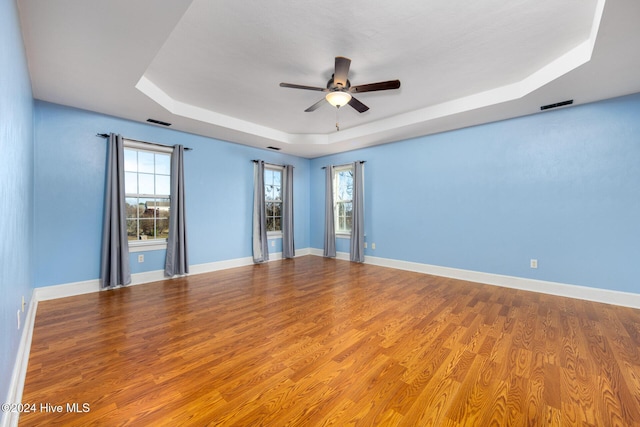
<box><xmin>325</xmin><ymin>91</ymin><xmax>352</xmax><ymax>108</ymax></box>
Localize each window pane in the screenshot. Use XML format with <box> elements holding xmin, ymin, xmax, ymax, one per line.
<box><xmin>138</xmin><ymin>151</ymin><xmax>154</xmax><ymax>173</ymax></box>
<box><xmin>265</xmin><ymin>185</ymin><xmax>275</xmax><ymax>201</ymax></box>
<box><xmin>155</xmin><ymin>153</ymin><xmax>171</xmax><ymax>175</ymax></box>
<box><xmin>155</xmin><ymin>198</ymin><xmax>170</xmax><ymax>219</ymax></box>
<box><xmin>138</xmin><ymin>173</ymin><xmax>154</xmax><ymax>194</ymax></box>
<box><xmin>266</xmin><ymin>202</ymin><xmax>273</xmax><ymax>217</ymax></box>
<box><xmin>156</xmin><ymin>217</ymin><xmax>169</xmax><ymax>240</ymax></box>
<box><xmin>337</xmin><ymin>171</ymin><xmax>353</xmax><ymax>201</ymax></box>
<box><xmin>140</xmin><ymin>198</ymin><xmax>156</xmax><ymax>217</ymax></box>
<box><xmin>127</xmin><ymin>219</ymin><xmax>138</xmax><ymax>241</ymax></box>
<box><xmin>273</xmin><ymin>202</ymin><xmax>281</xmax><ymax>217</ymax></box>
<box><xmin>126</xmin><ymin>198</ymin><xmax>139</xmax><ymax>218</ymax></box>
<box><xmin>266</xmin><ymin>217</ymin><xmax>275</xmax><ymax>232</ymax></box>
<box><xmin>273</xmin><ymin>170</ymin><xmax>281</xmax><ymax>186</ymax></box>
<box><xmin>264</xmin><ymin>169</ymin><xmax>273</xmax><ymax>185</ymax></box>
<box><xmin>125</xmin><ymin>172</ymin><xmax>138</xmax><ymax>194</ymax></box>
<box><xmin>139</xmin><ymin>218</ymin><xmax>155</xmax><ymax>240</ymax></box>
<box><xmin>273</xmin><ymin>185</ymin><xmax>281</xmax><ymax>201</ymax></box>
<box><xmin>338</xmin><ymin>217</ymin><xmax>346</xmax><ymax>232</ymax></box>
<box><xmin>156</xmin><ymin>175</ymin><xmax>170</xmax><ymax>196</ymax></box>
<box><xmin>124</xmin><ymin>149</ymin><xmax>137</xmax><ymax>172</ymax></box>
<box><xmin>274</xmin><ymin>217</ymin><xmax>281</xmax><ymax>231</ymax></box>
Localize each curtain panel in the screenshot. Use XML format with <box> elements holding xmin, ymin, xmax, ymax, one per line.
<box><xmin>323</xmin><ymin>166</ymin><xmax>337</xmax><ymax>257</ymax></box>
<box><xmin>282</xmin><ymin>164</ymin><xmax>295</xmax><ymax>259</ymax></box>
<box><xmin>165</xmin><ymin>144</ymin><xmax>189</xmax><ymax>276</ymax></box>
<box><xmin>100</xmin><ymin>133</ymin><xmax>131</xmax><ymax>288</ymax></box>
<box><xmin>349</xmin><ymin>161</ymin><xmax>365</xmax><ymax>262</ymax></box>
<box><xmin>252</xmin><ymin>160</ymin><xmax>269</xmax><ymax>263</ymax></box>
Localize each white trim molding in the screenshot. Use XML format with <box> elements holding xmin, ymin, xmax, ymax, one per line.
<box><xmin>34</xmin><ymin>248</ymin><xmax>313</xmax><ymax>302</ymax></box>
<box><xmin>2</xmin><ymin>294</ymin><xmax>38</xmax><ymax>427</ymax></box>
<box><xmin>307</xmin><ymin>249</ymin><xmax>640</xmax><ymax>309</ymax></box>
<box><xmin>366</xmin><ymin>254</ymin><xmax>640</xmax><ymax>309</ymax></box>
<box><xmin>32</xmin><ymin>249</ymin><xmax>640</xmax><ymax>308</ymax></box>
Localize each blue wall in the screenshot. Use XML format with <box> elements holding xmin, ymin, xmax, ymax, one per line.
<box><xmin>311</xmin><ymin>93</ymin><xmax>640</xmax><ymax>293</ymax></box>
<box><xmin>32</xmin><ymin>93</ymin><xmax>640</xmax><ymax>294</ymax></box>
<box><xmin>0</xmin><ymin>0</ymin><xmax>34</xmax><ymax>404</ymax></box>
<box><xmin>33</xmin><ymin>101</ymin><xmax>310</xmax><ymax>287</ymax></box>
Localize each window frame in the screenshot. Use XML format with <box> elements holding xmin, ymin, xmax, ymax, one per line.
<box><xmin>124</xmin><ymin>139</ymin><xmax>173</xmax><ymax>252</ymax></box>
<box><xmin>264</xmin><ymin>164</ymin><xmax>284</xmax><ymax>238</ymax></box>
<box><xmin>333</xmin><ymin>164</ymin><xmax>354</xmax><ymax>237</ymax></box>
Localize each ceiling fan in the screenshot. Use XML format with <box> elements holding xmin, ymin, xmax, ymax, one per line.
<box><xmin>279</xmin><ymin>56</ymin><xmax>401</xmax><ymax>113</ymax></box>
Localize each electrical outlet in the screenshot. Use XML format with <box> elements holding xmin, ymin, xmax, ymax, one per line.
<box><xmin>371</xmin><ymin>243</ymin><xmax>376</xmax><ymax>250</ymax></box>
<box><xmin>138</xmin><ymin>254</ymin><xmax>144</xmax><ymax>263</ymax></box>
<box><xmin>17</xmin><ymin>310</ymin><xmax>21</xmax><ymax>330</ymax></box>
<box><xmin>530</xmin><ymin>259</ymin><xmax>538</xmax><ymax>269</ymax></box>
<box><xmin>22</xmin><ymin>296</ymin><xmax>25</xmax><ymax>312</ymax></box>
<box><xmin>364</xmin><ymin>242</ymin><xmax>367</xmax><ymax>248</ymax></box>
<box><xmin>271</xmin><ymin>240</ymin><xmax>275</xmax><ymax>247</ymax></box>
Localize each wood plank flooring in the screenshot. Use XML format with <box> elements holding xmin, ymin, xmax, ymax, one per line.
<box><xmin>20</xmin><ymin>256</ymin><xmax>640</xmax><ymax>426</ymax></box>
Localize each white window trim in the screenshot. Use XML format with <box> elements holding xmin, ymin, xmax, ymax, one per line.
<box><xmin>129</xmin><ymin>241</ymin><xmax>167</xmax><ymax>252</ymax></box>
<box><xmin>125</xmin><ymin>139</ymin><xmax>172</xmax><ymax>251</ymax></box>
<box><xmin>333</xmin><ymin>164</ymin><xmax>354</xmax><ymax>236</ymax></box>
<box><xmin>264</xmin><ymin>164</ymin><xmax>284</xmax><ymax>235</ymax></box>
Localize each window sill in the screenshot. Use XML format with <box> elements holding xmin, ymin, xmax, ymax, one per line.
<box><xmin>129</xmin><ymin>241</ymin><xmax>167</xmax><ymax>252</ymax></box>
<box><xmin>336</xmin><ymin>233</ymin><xmax>351</xmax><ymax>239</ymax></box>
<box><xmin>267</xmin><ymin>232</ymin><xmax>283</xmax><ymax>239</ymax></box>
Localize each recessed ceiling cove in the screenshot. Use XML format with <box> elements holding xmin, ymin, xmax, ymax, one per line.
<box><xmin>137</xmin><ymin>0</ymin><xmax>602</xmax><ymax>148</ymax></box>
<box><xmin>20</xmin><ymin>0</ymin><xmax>640</xmax><ymax>157</ymax></box>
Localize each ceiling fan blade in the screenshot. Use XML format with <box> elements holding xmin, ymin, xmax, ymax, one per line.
<box><xmin>333</xmin><ymin>56</ymin><xmax>351</xmax><ymax>87</ymax></box>
<box><xmin>305</xmin><ymin>98</ymin><xmax>327</xmax><ymax>112</ymax></box>
<box><xmin>350</xmin><ymin>80</ymin><xmax>401</xmax><ymax>93</ymax></box>
<box><xmin>280</xmin><ymin>82</ymin><xmax>327</xmax><ymax>92</ymax></box>
<box><xmin>348</xmin><ymin>96</ymin><xmax>369</xmax><ymax>113</ymax></box>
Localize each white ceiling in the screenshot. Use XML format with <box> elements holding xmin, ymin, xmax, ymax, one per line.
<box><xmin>18</xmin><ymin>0</ymin><xmax>640</xmax><ymax>158</ymax></box>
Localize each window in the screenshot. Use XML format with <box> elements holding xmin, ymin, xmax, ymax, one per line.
<box><xmin>264</xmin><ymin>166</ymin><xmax>283</xmax><ymax>234</ymax></box>
<box><xmin>124</xmin><ymin>141</ymin><xmax>172</xmax><ymax>245</ymax></box>
<box><xmin>334</xmin><ymin>165</ymin><xmax>353</xmax><ymax>234</ymax></box>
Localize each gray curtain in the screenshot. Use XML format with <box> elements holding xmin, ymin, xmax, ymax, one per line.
<box><xmin>323</xmin><ymin>166</ymin><xmax>336</xmax><ymax>257</ymax></box>
<box><xmin>282</xmin><ymin>164</ymin><xmax>295</xmax><ymax>259</ymax></box>
<box><xmin>350</xmin><ymin>161</ymin><xmax>365</xmax><ymax>262</ymax></box>
<box><xmin>165</xmin><ymin>145</ymin><xmax>189</xmax><ymax>276</ymax></box>
<box><xmin>252</xmin><ymin>160</ymin><xmax>269</xmax><ymax>263</ymax></box>
<box><xmin>100</xmin><ymin>133</ymin><xmax>131</xmax><ymax>288</ymax></box>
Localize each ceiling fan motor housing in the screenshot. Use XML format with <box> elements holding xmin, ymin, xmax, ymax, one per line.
<box><xmin>327</xmin><ymin>76</ymin><xmax>351</xmax><ymax>91</ymax></box>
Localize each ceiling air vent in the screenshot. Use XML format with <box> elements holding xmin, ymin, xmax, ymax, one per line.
<box><xmin>540</xmin><ymin>100</ymin><xmax>573</xmax><ymax>111</ymax></box>
<box><xmin>266</xmin><ymin>146</ymin><xmax>281</xmax><ymax>151</ymax></box>
<box><xmin>147</xmin><ymin>118</ymin><xmax>172</xmax><ymax>126</ymax></box>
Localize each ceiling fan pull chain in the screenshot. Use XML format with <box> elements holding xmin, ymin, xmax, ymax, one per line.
<box><xmin>336</xmin><ymin>106</ymin><xmax>340</xmax><ymax>131</ymax></box>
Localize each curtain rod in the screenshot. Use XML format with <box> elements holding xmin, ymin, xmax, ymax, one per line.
<box><xmin>252</xmin><ymin>160</ymin><xmax>293</xmax><ymax>168</ymax></box>
<box><xmin>96</xmin><ymin>133</ymin><xmax>193</xmax><ymax>151</ymax></box>
<box><xmin>321</xmin><ymin>161</ymin><xmax>366</xmax><ymax>169</ymax></box>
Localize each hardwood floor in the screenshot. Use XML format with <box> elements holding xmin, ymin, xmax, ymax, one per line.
<box><xmin>20</xmin><ymin>256</ymin><xmax>640</xmax><ymax>426</ymax></box>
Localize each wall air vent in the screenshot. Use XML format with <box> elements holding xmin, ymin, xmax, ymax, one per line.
<box><xmin>266</xmin><ymin>146</ymin><xmax>281</xmax><ymax>151</ymax></box>
<box><xmin>540</xmin><ymin>100</ymin><xmax>573</xmax><ymax>111</ymax></box>
<box><xmin>147</xmin><ymin>118</ymin><xmax>172</xmax><ymax>126</ymax></box>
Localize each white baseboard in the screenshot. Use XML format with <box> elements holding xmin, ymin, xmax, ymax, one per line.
<box><xmin>32</xmin><ymin>248</ymin><xmax>640</xmax><ymax>309</ymax></box>
<box><xmin>363</xmin><ymin>255</ymin><xmax>640</xmax><ymax>309</ymax></box>
<box><xmin>33</xmin><ymin>248</ymin><xmax>313</xmax><ymax>302</ymax></box>
<box><xmin>309</xmin><ymin>248</ymin><xmax>350</xmax><ymax>260</ymax></box>
<box><xmin>308</xmin><ymin>249</ymin><xmax>640</xmax><ymax>309</ymax></box>
<box><xmin>1</xmin><ymin>294</ymin><xmax>38</xmax><ymax>427</ymax></box>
